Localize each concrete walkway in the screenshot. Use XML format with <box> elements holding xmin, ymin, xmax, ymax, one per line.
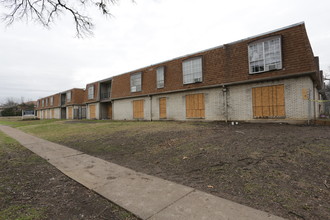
<box><xmin>0</xmin><ymin>125</ymin><xmax>285</xmax><ymax>220</ymax></box>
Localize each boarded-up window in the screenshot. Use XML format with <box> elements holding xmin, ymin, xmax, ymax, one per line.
<box><xmin>186</xmin><ymin>93</ymin><xmax>205</xmax><ymax>118</ymax></box>
<box><xmin>133</xmin><ymin>100</ymin><xmax>144</xmax><ymax>119</ymax></box>
<box><xmin>252</xmin><ymin>85</ymin><xmax>285</xmax><ymax>118</ymax></box>
<box><xmin>159</xmin><ymin>98</ymin><xmax>167</xmax><ymax>119</ymax></box>
<box><xmin>51</xmin><ymin>109</ymin><xmax>54</xmax><ymax>118</ymax></box>
<box><xmin>68</xmin><ymin>107</ymin><xmax>73</xmax><ymax>119</ymax></box>
<box><xmin>89</xmin><ymin>104</ymin><xmax>96</xmax><ymax>119</ymax></box>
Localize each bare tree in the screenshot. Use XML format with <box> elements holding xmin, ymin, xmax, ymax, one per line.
<box><xmin>0</xmin><ymin>0</ymin><xmax>119</xmax><ymax>37</ymax></box>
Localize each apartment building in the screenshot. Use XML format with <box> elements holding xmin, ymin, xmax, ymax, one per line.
<box><xmin>37</xmin><ymin>88</ymin><xmax>85</xmax><ymax>119</ymax></box>
<box><xmin>36</xmin><ymin>22</ymin><xmax>326</xmax><ymax>123</ymax></box>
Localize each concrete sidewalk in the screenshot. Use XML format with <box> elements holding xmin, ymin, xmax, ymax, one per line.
<box><xmin>0</xmin><ymin>125</ymin><xmax>285</xmax><ymax>220</ymax></box>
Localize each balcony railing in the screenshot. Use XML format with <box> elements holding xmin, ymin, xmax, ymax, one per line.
<box><xmin>101</xmin><ymin>92</ymin><xmax>111</xmax><ymax>100</ymax></box>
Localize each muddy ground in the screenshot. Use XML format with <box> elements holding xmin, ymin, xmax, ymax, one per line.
<box><xmin>57</xmin><ymin>121</ymin><xmax>330</xmax><ymax>220</ymax></box>
<box><xmin>0</xmin><ymin>132</ymin><xmax>139</xmax><ymax>220</ymax></box>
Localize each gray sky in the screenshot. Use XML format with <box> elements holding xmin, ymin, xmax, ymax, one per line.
<box><xmin>0</xmin><ymin>0</ymin><xmax>329</xmax><ymax>104</ymax></box>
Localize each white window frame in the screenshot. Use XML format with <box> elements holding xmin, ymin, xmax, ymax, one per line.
<box><xmin>182</xmin><ymin>57</ymin><xmax>203</xmax><ymax>84</ymax></box>
<box><xmin>248</xmin><ymin>36</ymin><xmax>282</xmax><ymax>74</ymax></box>
<box><xmin>156</xmin><ymin>66</ymin><xmax>165</xmax><ymax>88</ymax></box>
<box><xmin>42</xmin><ymin>100</ymin><xmax>44</xmax><ymax>107</ymax></box>
<box><xmin>66</xmin><ymin>91</ymin><xmax>71</xmax><ymax>102</ymax></box>
<box><xmin>46</xmin><ymin>98</ymin><xmax>48</xmax><ymax>106</ymax></box>
<box><xmin>50</xmin><ymin>97</ymin><xmax>54</xmax><ymax>106</ymax></box>
<box><xmin>130</xmin><ymin>72</ymin><xmax>142</xmax><ymax>92</ymax></box>
<box><xmin>88</xmin><ymin>85</ymin><xmax>94</xmax><ymax>99</ymax></box>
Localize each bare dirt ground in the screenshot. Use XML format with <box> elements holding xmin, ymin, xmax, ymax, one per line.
<box><xmin>56</xmin><ymin>121</ymin><xmax>330</xmax><ymax>220</ymax></box>
<box><xmin>0</xmin><ymin>132</ymin><xmax>139</xmax><ymax>220</ymax></box>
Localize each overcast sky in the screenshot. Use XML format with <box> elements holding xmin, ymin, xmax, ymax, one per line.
<box><xmin>0</xmin><ymin>0</ymin><xmax>329</xmax><ymax>104</ymax></box>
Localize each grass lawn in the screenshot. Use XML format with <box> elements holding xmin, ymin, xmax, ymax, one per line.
<box><xmin>1</xmin><ymin>117</ymin><xmax>329</xmax><ymax>220</ymax></box>
<box><xmin>0</xmin><ymin>121</ymin><xmax>139</xmax><ymax>220</ymax></box>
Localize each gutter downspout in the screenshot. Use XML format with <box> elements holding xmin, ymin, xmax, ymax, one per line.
<box><xmin>149</xmin><ymin>95</ymin><xmax>152</xmax><ymax>121</ymax></box>
<box><xmin>222</xmin><ymin>85</ymin><xmax>228</xmax><ymax>123</ymax></box>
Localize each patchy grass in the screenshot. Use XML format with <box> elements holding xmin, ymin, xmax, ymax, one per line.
<box><xmin>1</xmin><ymin>118</ymin><xmax>330</xmax><ymax>220</ymax></box>
<box><xmin>0</xmin><ymin>205</ymin><xmax>46</xmax><ymax>220</ymax></box>
<box><xmin>0</xmin><ymin>130</ymin><xmax>139</xmax><ymax>220</ymax></box>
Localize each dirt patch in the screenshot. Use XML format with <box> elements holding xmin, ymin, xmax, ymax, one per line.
<box><xmin>0</xmin><ymin>132</ymin><xmax>139</xmax><ymax>220</ymax></box>
<box><xmin>55</xmin><ymin>122</ymin><xmax>330</xmax><ymax>220</ymax></box>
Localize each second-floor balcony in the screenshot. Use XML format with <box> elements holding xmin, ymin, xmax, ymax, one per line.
<box><xmin>101</xmin><ymin>92</ymin><xmax>111</xmax><ymax>100</ymax></box>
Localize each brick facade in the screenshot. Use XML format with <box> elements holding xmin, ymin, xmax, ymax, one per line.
<box><xmin>111</xmin><ymin>23</ymin><xmax>321</xmax><ymax>100</ymax></box>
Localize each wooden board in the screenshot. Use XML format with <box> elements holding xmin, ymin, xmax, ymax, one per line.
<box><xmin>252</xmin><ymin>85</ymin><xmax>285</xmax><ymax>118</ymax></box>
<box><xmin>159</xmin><ymin>98</ymin><xmax>167</xmax><ymax>119</ymax></box>
<box><xmin>107</xmin><ymin>104</ymin><xmax>112</xmax><ymax>119</ymax></box>
<box><xmin>186</xmin><ymin>93</ymin><xmax>205</xmax><ymax>118</ymax></box>
<box><xmin>89</xmin><ymin>105</ymin><xmax>96</xmax><ymax>119</ymax></box>
<box><xmin>51</xmin><ymin>109</ymin><xmax>54</xmax><ymax>119</ymax></box>
<box><xmin>133</xmin><ymin>100</ymin><xmax>144</xmax><ymax>119</ymax></box>
<box><xmin>68</xmin><ymin>107</ymin><xmax>73</xmax><ymax>119</ymax></box>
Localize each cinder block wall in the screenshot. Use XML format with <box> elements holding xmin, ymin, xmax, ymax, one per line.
<box><xmin>227</xmin><ymin>76</ymin><xmax>314</xmax><ymax>120</ymax></box>
<box><xmin>113</xmin><ymin>76</ymin><xmax>315</xmax><ymax>121</ymax></box>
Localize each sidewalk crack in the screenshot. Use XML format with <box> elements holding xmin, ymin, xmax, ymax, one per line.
<box><xmin>145</xmin><ymin>189</ymin><xmax>195</xmax><ymax>220</ymax></box>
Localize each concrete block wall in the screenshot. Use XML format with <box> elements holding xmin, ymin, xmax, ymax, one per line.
<box><xmin>113</xmin><ymin>98</ymin><xmax>151</xmax><ymax>120</ymax></box>
<box><xmin>113</xmin><ymin>76</ymin><xmax>316</xmax><ymax>121</ymax></box>
<box><xmin>227</xmin><ymin>76</ymin><xmax>314</xmax><ymax>120</ymax></box>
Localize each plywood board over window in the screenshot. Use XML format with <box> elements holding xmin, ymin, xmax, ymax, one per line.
<box><xmin>51</xmin><ymin>109</ymin><xmax>54</xmax><ymax>119</ymax></box>
<box><xmin>186</xmin><ymin>93</ymin><xmax>205</xmax><ymax>118</ymax></box>
<box><xmin>133</xmin><ymin>100</ymin><xmax>144</xmax><ymax>119</ymax></box>
<box><xmin>159</xmin><ymin>98</ymin><xmax>167</xmax><ymax>119</ymax></box>
<box><xmin>89</xmin><ymin>104</ymin><xmax>96</xmax><ymax>119</ymax></box>
<box><xmin>252</xmin><ymin>84</ymin><xmax>285</xmax><ymax>118</ymax></box>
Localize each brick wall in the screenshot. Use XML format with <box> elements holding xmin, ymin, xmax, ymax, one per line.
<box><xmin>111</xmin><ymin>23</ymin><xmax>318</xmax><ymax>99</ymax></box>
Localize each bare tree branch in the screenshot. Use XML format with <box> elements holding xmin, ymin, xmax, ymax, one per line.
<box><xmin>0</xmin><ymin>0</ymin><xmax>119</xmax><ymax>37</ymax></box>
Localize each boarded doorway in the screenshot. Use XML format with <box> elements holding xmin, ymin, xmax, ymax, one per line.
<box><xmin>159</xmin><ymin>98</ymin><xmax>167</xmax><ymax>119</ymax></box>
<box><xmin>252</xmin><ymin>84</ymin><xmax>285</xmax><ymax>118</ymax></box>
<box><xmin>89</xmin><ymin>104</ymin><xmax>96</xmax><ymax>119</ymax></box>
<box><xmin>133</xmin><ymin>100</ymin><xmax>144</xmax><ymax>119</ymax></box>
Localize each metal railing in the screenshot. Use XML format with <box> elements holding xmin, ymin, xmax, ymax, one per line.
<box><xmin>101</xmin><ymin>92</ymin><xmax>111</xmax><ymax>100</ymax></box>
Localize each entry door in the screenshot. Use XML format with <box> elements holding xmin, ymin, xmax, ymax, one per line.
<box><xmin>159</xmin><ymin>98</ymin><xmax>167</xmax><ymax>119</ymax></box>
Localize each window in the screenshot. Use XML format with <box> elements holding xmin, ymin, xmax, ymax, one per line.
<box><xmin>66</xmin><ymin>91</ymin><xmax>71</xmax><ymax>102</ymax></box>
<box><xmin>46</xmin><ymin>99</ymin><xmax>48</xmax><ymax>106</ymax></box>
<box><xmin>131</xmin><ymin>72</ymin><xmax>142</xmax><ymax>92</ymax></box>
<box><xmin>182</xmin><ymin>57</ymin><xmax>203</xmax><ymax>84</ymax></box>
<box><xmin>156</xmin><ymin>67</ymin><xmax>165</xmax><ymax>88</ymax></box>
<box><xmin>42</xmin><ymin>100</ymin><xmax>44</xmax><ymax>107</ymax></box>
<box><xmin>248</xmin><ymin>37</ymin><xmax>282</xmax><ymax>74</ymax></box>
<box><xmin>50</xmin><ymin>97</ymin><xmax>53</xmax><ymax>106</ymax></box>
<box><xmin>88</xmin><ymin>85</ymin><xmax>94</xmax><ymax>99</ymax></box>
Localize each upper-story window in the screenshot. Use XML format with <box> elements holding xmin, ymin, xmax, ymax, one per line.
<box><xmin>66</xmin><ymin>91</ymin><xmax>71</xmax><ymax>102</ymax></box>
<box><xmin>156</xmin><ymin>66</ymin><xmax>165</xmax><ymax>88</ymax></box>
<box><xmin>131</xmin><ymin>72</ymin><xmax>142</xmax><ymax>92</ymax></box>
<box><xmin>50</xmin><ymin>97</ymin><xmax>54</xmax><ymax>106</ymax></box>
<box><xmin>248</xmin><ymin>36</ymin><xmax>282</xmax><ymax>74</ymax></box>
<box><xmin>182</xmin><ymin>57</ymin><xmax>203</xmax><ymax>84</ymax></box>
<box><xmin>42</xmin><ymin>100</ymin><xmax>44</xmax><ymax>107</ymax></box>
<box><xmin>46</xmin><ymin>98</ymin><xmax>48</xmax><ymax>106</ymax></box>
<box><xmin>37</xmin><ymin>101</ymin><xmax>39</xmax><ymax>108</ymax></box>
<box><xmin>88</xmin><ymin>85</ymin><xmax>94</xmax><ymax>99</ymax></box>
